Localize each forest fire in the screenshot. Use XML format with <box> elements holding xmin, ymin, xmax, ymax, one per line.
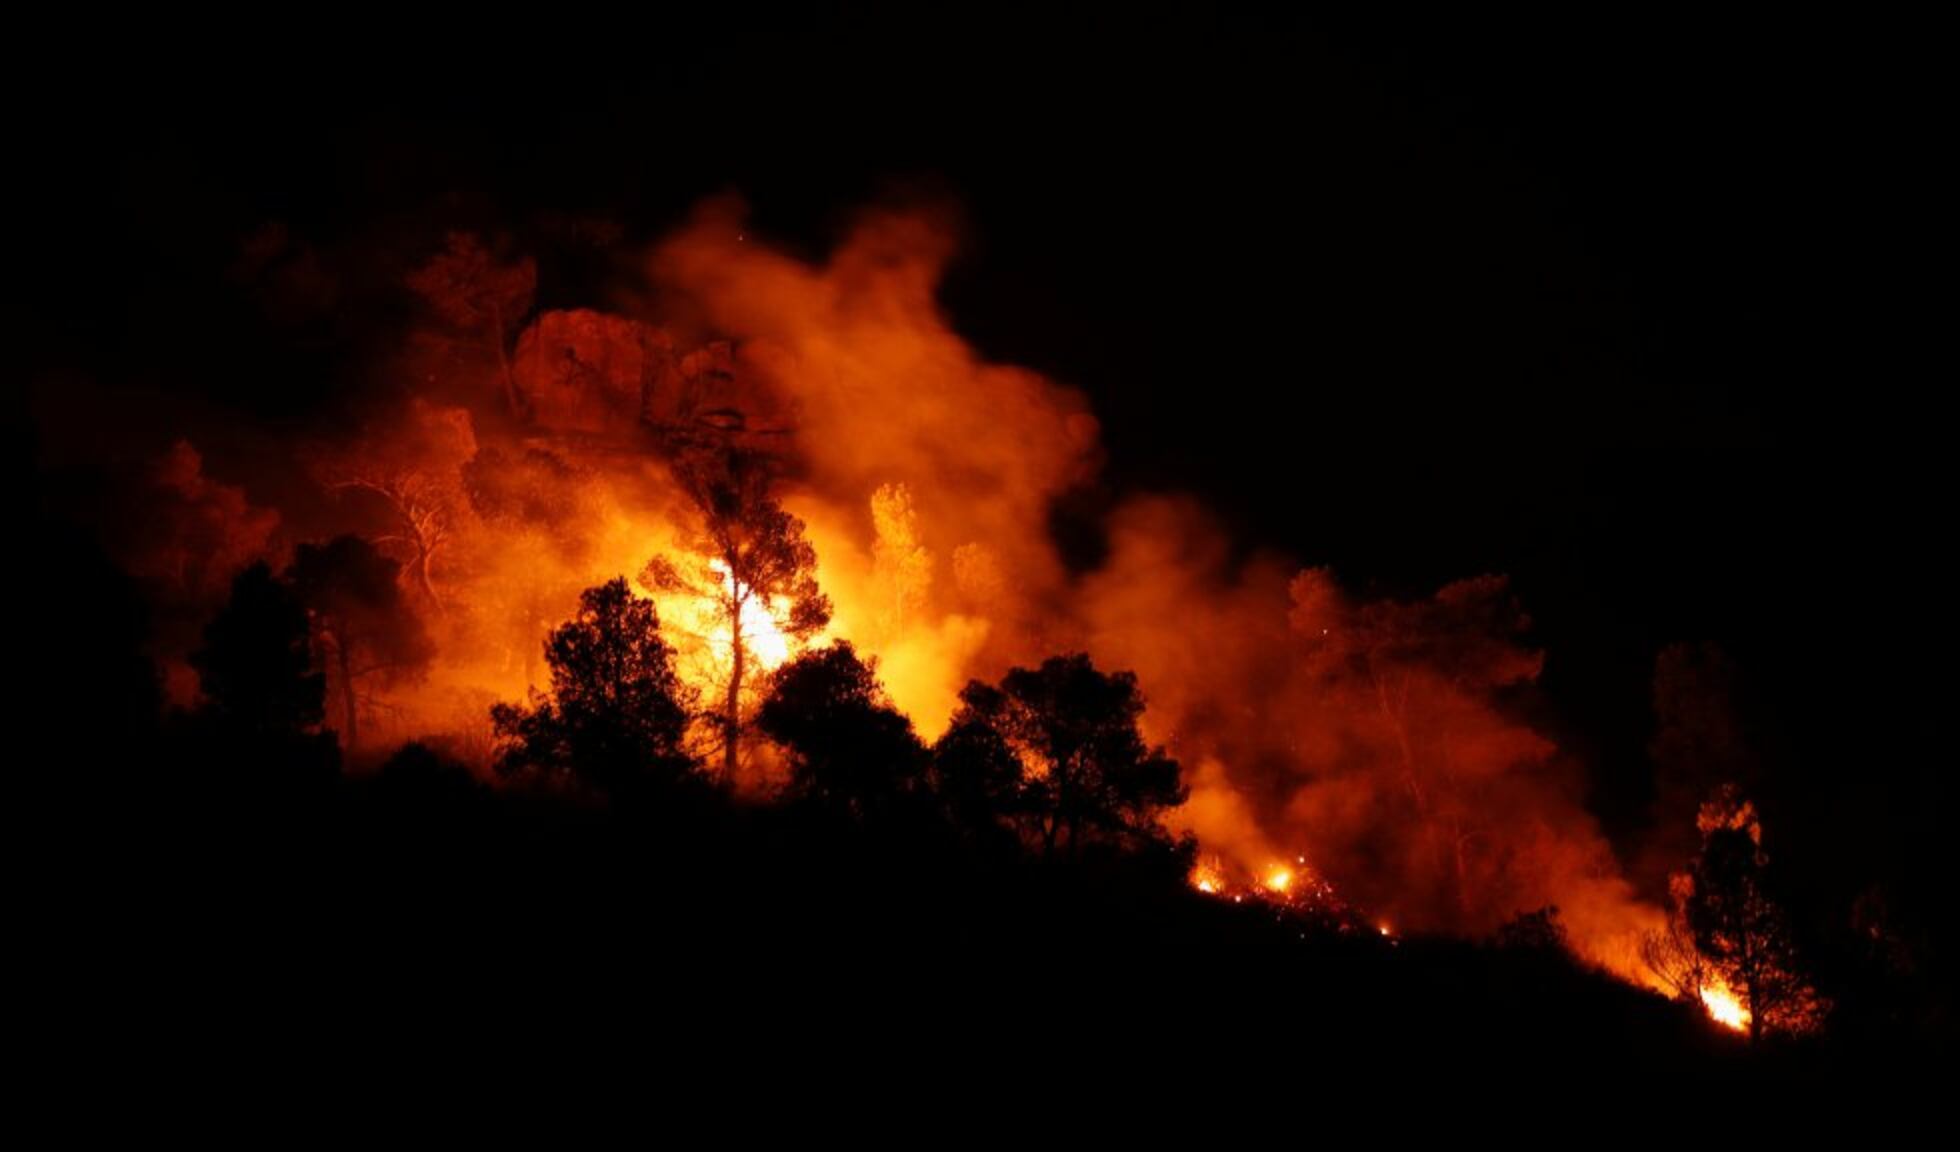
<box><xmin>54</xmin><ymin>199</ymin><xmax>1818</xmax><ymax>1041</ymax></box>
<box><xmin>26</xmin><ymin>15</ymin><xmax>1934</xmax><ymax>1077</ymax></box>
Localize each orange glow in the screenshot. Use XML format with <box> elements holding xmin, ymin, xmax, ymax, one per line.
<box><xmin>711</xmin><ymin>559</ymin><xmax>791</xmax><ymax>670</ymax></box>
<box><xmin>1188</xmin><ymin>850</ymin><xmax>1364</xmax><ymax>928</ymax></box>
<box><xmin>1700</xmin><ymin>984</ymin><xmax>1750</xmax><ymax>1033</ymax></box>
<box><xmin>1190</xmin><ymin>859</ymin><xmax>1225</xmax><ymax>895</ymax></box>
<box><xmin>103</xmin><ymin>201</ymin><xmax>1688</xmax><ymax>1008</ymax></box>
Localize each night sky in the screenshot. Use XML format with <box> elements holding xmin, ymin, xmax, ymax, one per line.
<box><xmin>18</xmin><ymin>13</ymin><xmax>1943</xmax><ymax>900</ymax></box>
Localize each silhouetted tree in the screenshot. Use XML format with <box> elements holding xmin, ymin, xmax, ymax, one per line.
<box><xmin>1497</xmin><ymin>906</ymin><xmax>1569</xmax><ymax>954</ymax></box>
<box><xmin>189</xmin><ymin>562</ymin><xmax>338</xmax><ymax>783</ymax></box>
<box><xmin>933</xmin><ymin>681</ymin><xmax>1031</xmax><ymax>850</ymax></box>
<box><xmin>1843</xmin><ymin>882</ymin><xmax>1932</xmax><ymax>1041</ymax></box>
<box><xmin>1640</xmin><ymin>873</ymin><xmax>1716</xmax><ymax>1009</ymax></box>
<box><xmin>375</xmin><ymin>741</ymin><xmax>482</xmax><ymax>816</ymax></box>
<box><xmin>941</xmin><ymin>654</ymin><xmax>1186</xmax><ymax>857</ymax></box>
<box><xmin>1684</xmin><ymin>785</ymin><xmax>1825</xmax><ymax>1041</ymax></box>
<box><xmin>646</xmin><ymin>449</ymin><xmax>830</xmax><ymax>786</ymax></box>
<box><xmin>870</xmin><ymin>482</ymin><xmax>931</xmax><ymax>642</ymax></box>
<box><xmin>193</xmin><ymin>563</ymin><xmax>326</xmax><ymax>738</ymax></box>
<box><xmin>289</xmin><ymin>536</ymin><xmax>435</xmax><ymax>753</ymax></box>
<box><xmin>407</xmin><ymin>232</ymin><xmax>536</xmax><ymax>419</ymax></box>
<box><xmin>323</xmin><ymin>469</ymin><xmax>455</xmax><ymax>608</ymax></box>
<box><xmin>491</xmin><ymin>579</ymin><xmax>698</xmax><ymax>803</ymax></box>
<box><xmin>1640</xmin><ymin>642</ymin><xmax>1758</xmax><ymax>895</ymax></box>
<box><xmin>758</xmin><ymin>642</ymin><xmax>929</xmax><ymax>822</ymax></box>
<box><xmin>310</xmin><ymin>400</ymin><xmax>477</xmax><ymax>612</ymax></box>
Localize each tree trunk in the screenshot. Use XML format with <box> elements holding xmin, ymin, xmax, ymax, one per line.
<box><xmin>493</xmin><ymin>311</ymin><xmax>522</xmax><ymax>421</ymax></box>
<box><xmin>724</xmin><ymin>605</ymin><xmax>744</xmax><ymax>787</ymax></box>
<box><xmin>413</xmin><ymin>542</ymin><xmax>441</xmax><ymax>612</ymax></box>
<box><xmin>1374</xmin><ymin>672</ymin><xmax>1425</xmax><ymax>811</ymax></box>
<box><xmin>334</xmin><ymin>629</ymin><xmax>358</xmax><ymax>753</ymax></box>
<box><xmin>1058</xmin><ymin>758</ymin><xmax>1077</xmax><ymax>856</ymax></box>
<box><xmin>1744</xmin><ymin>938</ymin><xmax>1765</xmax><ymax>1044</ymax></box>
<box><xmin>1063</xmin><ymin>781</ymin><xmax>1078</xmax><ymax>857</ymax></box>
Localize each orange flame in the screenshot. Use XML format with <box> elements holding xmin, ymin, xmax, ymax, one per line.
<box><xmin>710</xmin><ymin>559</ymin><xmax>792</xmax><ymax>670</ymax></box>
<box><xmin>1191</xmin><ymin>859</ymin><xmax>1225</xmax><ymax>895</ymax></box>
<box><xmin>1700</xmin><ymin>984</ymin><xmax>1750</xmax><ymax>1033</ymax></box>
<box><xmin>105</xmin><ymin>203</ymin><xmax>1688</xmax><ymax>1005</ymax></box>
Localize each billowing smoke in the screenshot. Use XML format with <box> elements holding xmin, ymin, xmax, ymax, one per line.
<box><xmin>61</xmin><ymin>196</ymin><xmax>1661</xmax><ymax>977</ymax></box>
<box><xmin>1080</xmin><ymin>498</ymin><xmax>1661</xmax><ymax>972</ymax></box>
<box><xmin>637</xmin><ymin>198</ymin><xmax>1100</xmax><ymax>734</ymax></box>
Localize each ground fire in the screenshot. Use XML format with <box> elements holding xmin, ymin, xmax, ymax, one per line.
<box><xmin>67</xmin><ymin>201</ymin><xmax>1791</xmax><ymax>1039</ymax></box>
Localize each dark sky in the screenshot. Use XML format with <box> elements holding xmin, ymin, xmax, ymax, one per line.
<box><xmin>18</xmin><ymin>13</ymin><xmax>1943</xmax><ymax>875</ymax></box>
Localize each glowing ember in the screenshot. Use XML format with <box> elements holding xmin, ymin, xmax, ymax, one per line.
<box><xmin>1186</xmin><ymin>851</ymin><xmax>1368</xmax><ymax>933</ymax></box>
<box><xmin>1700</xmin><ymin>985</ymin><xmax>1750</xmax><ymax>1033</ymax></box>
<box><xmin>1378</xmin><ymin>924</ymin><xmax>1392</xmax><ymax>938</ymax></box>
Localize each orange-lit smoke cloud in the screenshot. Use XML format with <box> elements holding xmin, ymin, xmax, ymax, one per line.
<box><xmin>1080</xmin><ymin>498</ymin><xmax>1662</xmax><ymax>975</ymax></box>
<box><xmin>91</xmin><ymin>197</ymin><xmax>1661</xmax><ymax>976</ymax></box>
<box><xmin>115</xmin><ymin>440</ymin><xmax>283</xmax><ymax>705</ymax></box>
<box><xmin>640</xmin><ymin>199</ymin><xmax>1100</xmax><ymax>734</ymax></box>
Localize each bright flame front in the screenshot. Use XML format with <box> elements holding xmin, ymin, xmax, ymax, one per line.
<box><xmin>1700</xmin><ymin>985</ymin><xmax>1750</xmax><ymax>1033</ymax></box>
<box><xmin>1191</xmin><ymin>860</ymin><xmax>1224</xmax><ymax>895</ymax></box>
<box><xmin>705</xmin><ymin>559</ymin><xmax>792</xmax><ymax>670</ymax></box>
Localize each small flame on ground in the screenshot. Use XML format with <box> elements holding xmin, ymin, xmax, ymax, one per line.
<box><xmin>1700</xmin><ymin>985</ymin><xmax>1750</xmax><ymax>1033</ymax></box>
<box><xmin>1188</xmin><ymin>852</ymin><xmax>1359</xmax><ymax>928</ymax></box>
<box><xmin>1190</xmin><ymin>859</ymin><xmax>1225</xmax><ymax>896</ymax></box>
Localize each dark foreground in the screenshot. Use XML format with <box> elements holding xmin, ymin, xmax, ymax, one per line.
<box><xmin>27</xmin><ymin>761</ymin><xmax>1865</xmax><ymax>1094</ymax></box>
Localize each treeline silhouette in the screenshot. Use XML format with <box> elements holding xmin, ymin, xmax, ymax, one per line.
<box><xmin>19</xmin><ymin>514</ymin><xmax>1894</xmax><ymax>1081</ymax></box>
